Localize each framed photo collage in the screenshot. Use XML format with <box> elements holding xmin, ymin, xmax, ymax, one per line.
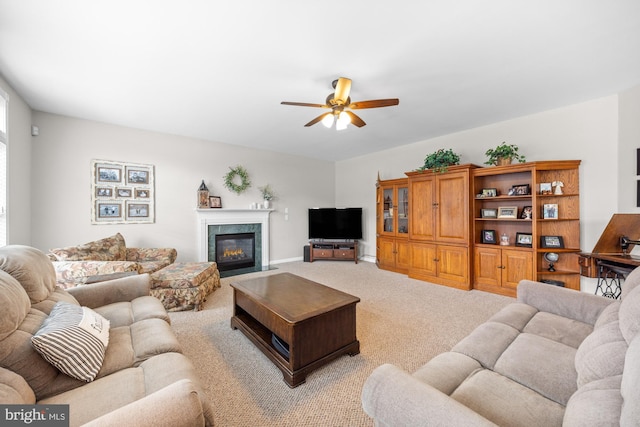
<box><xmin>91</xmin><ymin>159</ymin><xmax>155</xmax><ymax>224</ymax></box>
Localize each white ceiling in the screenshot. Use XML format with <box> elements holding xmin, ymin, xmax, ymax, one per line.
<box><xmin>1</xmin><ymin>1</ymin><xmax>640</xmax><ymax>161</ymax></box>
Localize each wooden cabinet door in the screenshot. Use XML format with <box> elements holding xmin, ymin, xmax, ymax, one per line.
<box><xmin>474</xmin><ymin>246</ymin><xmax>501</xmax><ymax>287</ymax></box>
<box><xmin>437</xmin><ymin>244</ymin><xmax>469</xmax><ymax>285</ymax></box>
<box><xmin>502</xmin><ymin>249</ymin><xmax>533</xmax><ymax>290</ymax></box>
<box><xmin>396</xmin><ymin>239</ymin><xmax>411</xmax><ymax>271</ymax></box>
<box><xmin>410</xmin><ymin>242</ymin><xmax>438</xmax><ymax>278</ymax></box>
<box><xmin>409</xmin><ymin>176</ymin><xmax>435</xmax><ymax>241</ymax></box>
<box><xmin>377</xmin><ymin>237</ymin><xmax>396</xmax><ymax>269</ymax></box>
<box><xmin>436</xmin><ymin>171</ymin><xmax>469</xmax><ymax>244</ymax></box>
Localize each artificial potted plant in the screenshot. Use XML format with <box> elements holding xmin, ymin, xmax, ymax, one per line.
<box><xmin>258</xmin><ymin>184</ymin><xmax>275</xmax><ymax>208</ymax></box>
<box><xmin>417</xmin><ymin>148</ymin><xmax>461</xmax><ymax>173</ymax></box>
<box><xmin>484</xmin><ymin>142</ymin><xmax>526</xmax><ymax>166</ymax></box>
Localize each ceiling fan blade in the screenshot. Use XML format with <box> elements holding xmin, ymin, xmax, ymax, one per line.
<box><xmin>281</xmin><ymin>101</ymin><xmax>329</xmax><ymax>108</ymax></box>
<box><xmin>348</xmin><ymin>98</ymin><xmax>399</xmax><ymax>109</ymax></box>
<box><xmin>345</xmin><ymin>111</ymin><xmax>366</xmax><ymax>127</ymax></box>
<box><xmin>333</xmin><ymin>77</ymin><xmax>352</xmax><ymax>105</ymax></box>
<box><xmin>304</xmin><ymin>112</ymin><xmax>333</xmax><ymax>127</ymax></box>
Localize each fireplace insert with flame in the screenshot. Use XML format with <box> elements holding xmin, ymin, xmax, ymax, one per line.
<box><xmin>215</xmin><ymin>233</ymin><xmax>255</xmax><ymax>271</ymax></box>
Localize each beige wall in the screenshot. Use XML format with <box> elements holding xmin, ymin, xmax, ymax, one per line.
<box><xmin>0</xmin><ymin>74</ymin><xmax>32</xmax><ymax>245</ymax></box>
<box><xmin>336</xmin><ymin>95</ymin><xmax>620</xmax><ymax>291</ymax></box>
<box><xmin>29</xmin><ymin>112</ymin><xmax>335</xmax><ymax>262</ymax></box>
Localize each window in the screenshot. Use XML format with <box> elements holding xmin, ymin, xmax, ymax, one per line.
<box><xmin>0</xmin><ymin>87</ymin><xmax>7</xmax><ymax>246</ymax></box>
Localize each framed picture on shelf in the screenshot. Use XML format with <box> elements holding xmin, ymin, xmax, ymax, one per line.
<box><xmin>482</xmin><ymin>230</ymin><xmax>497</xmax><ymax>244</ymax></box>
<box><xmin>520</xmin><ymin>206</ymin><xmax>533</xmax><ymax>219</ymax></box>
<box><xmin>543</xmin><ymin>204</ymin><xmax>559</xmax><ymax>219</ymax></box>
<box><xmin>481</xmin><ymin>208</ymin><xmax>498</xmax><ymax>218</ymax></box>
<box><xmin>541</xmin><ymin>235</ymin><xmax>565</xmax><ymax>248</ymax></box>
<box><xmin>481</xmin><ymin>188</ymin><xmax>498</xmax><ymax>197</ymax></box>
<box><xmin>540</xmin><ymin>182</ymin><xmax>553</xmax><ymax>195</ymax></box>
<box><xmin>515</xmin><ymin>232</ymin><xmax>533</xmax><ymax>247</ymax></box>
<box><xmin>209</xmin><ymin>196</ymin><xmax>222</xmax><ymax>208</ymax></box>
<box><xmin>509</xmin><ymin>184</ymin><xmax>530</xmax><ymax>196</ymax></box>
<box><xmin>497</xmin><ymin>206</ymin><xmax>518</xmax><ymax>219</ymax></box>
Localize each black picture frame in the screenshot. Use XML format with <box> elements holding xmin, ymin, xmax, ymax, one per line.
<box><xmin>509</xmin><ymin>183</ymin><xmax>530</xmax><ymax>196</ymax></box>
<box><xmin>520</xmin><ymin>206</ymin><xmax>533</xmax><ymax>219</ymax></box>
<box><xmin>515</xmin><ymin>232</ymin><xmax>533</xmax><ymax>247</ymax></box>
<box><xmin>540</xmin><ymin>235</ymin><xmax>565</xmax><ymax>248</ymax></box>
<box><xmin>209</xmin><ymin>196</ymin><xmax>222</xmax><ymax>208</ymax></box>
<box><xmin>482</xmin><ymin>230</ymin><xmax>497</xmax><ymax>244</ymax></box>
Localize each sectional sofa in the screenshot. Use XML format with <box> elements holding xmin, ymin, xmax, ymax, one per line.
<box><xmin>363</xmin><ymin>271</ymin><xmax>640</xmax><ymax>426</ymax></box>
<box><xmin>0</xmin><ymin>245</ymin><xmax>214</xmax><ymax>426</ymax></box>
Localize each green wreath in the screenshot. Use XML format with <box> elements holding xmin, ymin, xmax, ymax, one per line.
<box><xmin>223</xmin><ymin>165</ymin><xmax>251</xmax><ymax>194</ymax></box>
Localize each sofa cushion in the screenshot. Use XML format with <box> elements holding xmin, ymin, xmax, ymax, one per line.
<box><xmin>563</xmin><ymin>375</ymin><xmax>622</xmax><ymax>427</ymax></box>
<box><xmin>621</xmin><ymin>334</ymin><xmax>640</xmax><ymax>425</ymax></box>
<box><xmin>0</xmin><ymin>245</ymin><xmax>58</xmax><ymax>304</ymax></box>
<box><xmin>50</xmin><ymin>233</ymin><xmax>126</xmax><ymax>262</ymax></box>
<box><xmin>412</xmin><ymin>352</ymin><xmax>482</xmax><ymax>395</ymax></box>
<box><xmin>619</xmin><ymin>283</ymin><xmax>640</xmax><ymax>344</ymax></box>
<box><xmin>493</xmin><ymin>333</ymin><xmax>577</xmax><ymax>405</ymax></box>
<box><xmin>32</xmin><ymin>302</ymin><xmax>110</xmax><ymax>382</ymax></box>
<box><xmin>452</xmin><ymin>321</ymin><xmax>520</xmax><ymax>369</ymax></box>
<box><xmin>0</xmin><ymin>270</ymin><xmax>30</xmax><ymax>341</ymax></box>
<box><xmin>575</xmin><ymin>320</ymin><xmax>627</xmax><ymax>387</ymax></box>
<box><xmin>450</xmin><ymin>368</ymin><xmax>565</xmax><ymax>427</ymax></box>
<box><xmin>0</xmin><ymin>367</ymin><xmax>36</xmax><ymax>404</ymax></box>
<box><xmin>594</xmin><ymin>300</ymin><xmax>621</xmax><ymax>329</ymax></box>
<box><xmin>523</xmin><ymin>311</ymin><xmax>593</xmax><ymax>349</ymax></box>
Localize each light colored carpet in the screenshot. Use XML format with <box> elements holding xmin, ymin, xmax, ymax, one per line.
<box><xmin>168</xmin><ymin>261</ymin><xmax>514</xmax><ymax>426</ymax></box>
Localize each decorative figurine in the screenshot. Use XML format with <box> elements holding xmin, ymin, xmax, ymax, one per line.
<box><xmin>552</xmin><ymin>181</ymin><xmax>564</xmax><ymax>195</ymax></box>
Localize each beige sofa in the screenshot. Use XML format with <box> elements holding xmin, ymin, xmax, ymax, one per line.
<box><xmin>362</xmin><ymin>271</ymin><xmax>640</xmax><ymax>426</ymax></box>
<box><xmin>0</xmin><ymin>245</ymin><xmax>213</xmax><ymax>426</ymax></box>
<box><xmin>48</xmin><ymin>233</ymin><xmax>177</xmax><ymax>288</ymax></box>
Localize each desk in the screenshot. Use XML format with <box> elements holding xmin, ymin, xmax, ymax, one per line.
<box><xmin>579</xmin><ymin>253</ymin><xmax>640</xmax><ymax>299</ymax></box>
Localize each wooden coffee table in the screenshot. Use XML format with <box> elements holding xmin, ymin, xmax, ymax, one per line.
<box><xmin>230</xmin><ymin>272</ymin><xmax>360</xmax><ymax>387</ymax></box>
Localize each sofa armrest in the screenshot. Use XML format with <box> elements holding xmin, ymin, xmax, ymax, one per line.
<box><xmin>362</xmin><ymin>364</ymin><xmax>497</xmax><ymax>427</ymax></box>
<box><xmin>81</xmin><ymin>379</ymin><xmax>206</xmax><ymax>427</ymax></box>
<box><xmin>67</xmin><ymin>274</ymin><xmax>151</xmax><ymax>308</ymax></box>
<box><xmin>517</xmin><ymin>280</ymin><xmax>615</xmax><ymax>325</ymax></box>
<box><xmin>52</xmin><ymin>260</ymin><xmax>141</xmax><ymax>288</ymax></box>
<box><xmin>126</xmin><ymin>247</ymin><xmax>177</xmax><ymax>264</ymax></box>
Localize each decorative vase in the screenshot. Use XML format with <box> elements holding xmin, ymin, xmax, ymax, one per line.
<box><xmin>263</xmin><ymin>200</ymin><xmax>270</xmax><ymax>209</ymax></box>
<box><xmin>497</xmin><ymin>157</ymin><xmax>513</xmax><ymax>166</ymax></box>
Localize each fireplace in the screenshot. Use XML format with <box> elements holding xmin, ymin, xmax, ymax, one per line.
<box><xmin>197</xmin><ymin>208</ymin><xmax>273</xmax><ymax>277</ymax></box>
<box><xmin>215</xmin><ymin>233</ymin><xmax>255</xmax><ymax>271</ymax></box>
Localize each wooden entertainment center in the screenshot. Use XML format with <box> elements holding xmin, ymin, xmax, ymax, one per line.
<box><xmin>376</xmin><ymin>160</ymin><xmax>582</xmax><ymax>297</ymax></box>
<box><xmin>309</xmin><ymin>241</ymin><xmax>358</xmax><ymax>264</ymax></box>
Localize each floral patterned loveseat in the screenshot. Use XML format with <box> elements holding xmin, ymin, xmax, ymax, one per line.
<box><xmin>48</xmin><ymin>233</ymin><xmax>177</xmax><ymax>288</ymax></box>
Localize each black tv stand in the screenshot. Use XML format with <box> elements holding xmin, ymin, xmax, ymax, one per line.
<box><xmin>309</xmin><ymin>241</ymin><xmax>358</xmax><ymax>264</ymax></box>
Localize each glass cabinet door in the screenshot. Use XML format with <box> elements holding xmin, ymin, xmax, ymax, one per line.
<box><xmin>397</xmin><ymin>186</ymin><xmax>409</xmax><ymax>234</ymax></box>
<box><xmin>383</xmin><ymin>188</ymin><xmax>394</xmax><ymax>233</ymax></box>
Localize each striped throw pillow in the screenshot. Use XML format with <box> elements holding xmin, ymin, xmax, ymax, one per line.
<box><xmin>31</xmin><ymin>301</ymin><xmax>110</xmax><ymax>382</ymax></box>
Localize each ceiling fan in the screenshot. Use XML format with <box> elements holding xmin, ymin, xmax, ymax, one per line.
<box><xmin>281</xmin><ymin>77</ymin><xmax>399</xmax><ymax>130</ymax></box>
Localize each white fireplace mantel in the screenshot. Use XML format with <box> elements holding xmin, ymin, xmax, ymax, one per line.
<box><xmin>196</xmin><ymin>209</ymin><xmax>273</xmax><ymax>268</ymax></box>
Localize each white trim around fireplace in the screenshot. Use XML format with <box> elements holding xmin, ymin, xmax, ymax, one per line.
<box><xmin>196</xmin><ymin>208</ymin><xmax>273</xmax><ymax>269</ymax></box>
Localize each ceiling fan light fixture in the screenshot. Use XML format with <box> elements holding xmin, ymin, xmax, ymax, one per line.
<box><xmin>336</xmin><ymin>111</ymin><xmax>351</xmax><ymax>130</ymax></box>
<box><xmin>321</xmin><ymin>114</ymin><xmax>335</xmax><ymax>128</ymax></box>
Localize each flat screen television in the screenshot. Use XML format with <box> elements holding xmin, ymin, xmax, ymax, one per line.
<box><xmin>308</xmin><ymin>208</ymin><xmax>363</xmax><ymax>240</ymax></box>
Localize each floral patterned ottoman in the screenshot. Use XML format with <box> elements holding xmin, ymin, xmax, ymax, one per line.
<box><xmin>150</xmin><ymin>262</ymin><xmax>221</xmax><ymax>311</ymax></box>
